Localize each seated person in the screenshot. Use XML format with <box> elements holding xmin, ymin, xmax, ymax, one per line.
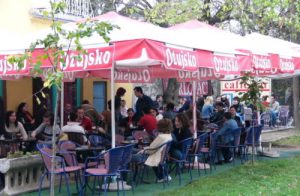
<box><xmin>5</xmin><ymin>111</ymin><xmax>28</xmax><ymax>140</ymax></box>
<box><xmin>150</xmin><ymin>107</ymin><xmax>163</xmax><ymax>122</ymax></box>
<box><xmin>59</xmin><ymin>112</ymin><xmax>88</xmax><ymax>145</ymax></box>
<box><xmin>31</xmin><ymin>112</ymin><xmax>60</xmax><ymax>141</ymax></box>
<box><xmin>210</xmin><ymin>101</ymin><xmax>225</xmax><ymax>127</ymax></box>
<box><xmin>170</xmin><ymin>113</ymin><xmax>193</xmax><ymax>160</ymax></box>
<box><xmin>230</xmin><ymin>106</ymin><xmax>246</xmax><ymax>144</ymax></box>
<box><xmin>162</xmin><ymin>102</ymin><xmax>176</xmax><ymax>121</ymax></box>
<box><xmin>119</xmin><ymin>108</ymin><xmax>138</xmax><ymax>138</ymax></box>
<box><xmin>138</xmin><ymin>106</ymin><xmax>157</xmax><ymax>139</ymax></box>
<box><xmin>270</xmin><ymin>95</ymin><xmax>280</xmax><ymax>126</ymax></box>
<box><xmin>215</xmin><ymin>112</ymin><xmax>238</xmax><ymax>164</ymax></box>
<box><xmin>231</xmin><ymin>96</ymin><xmax>244</xmax><ymax>117</ymax></box>
<box><xmin>16</xmin><ymin>102</ymin><xmax>36</xmax><ymax>132</ymax></box>
<box><xmin>132</xmin><ymin>119</ymin><xmax>173</xmax><ymax>182</ymax></box>
<box><xmin>202</xmin><ymin>96</ymin><xmax>214</xmax><ymax>120</ymax></box>
<box><xmin>76</xmin><ymin>106</ymin><xmax>92</xmax><ymax>133</ymax></box>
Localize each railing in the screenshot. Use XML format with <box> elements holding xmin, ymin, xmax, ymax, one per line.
<box><xmin>30</xmin><ymin>0</ymin><xmax>94</xmax><ymax>22</ymax></box>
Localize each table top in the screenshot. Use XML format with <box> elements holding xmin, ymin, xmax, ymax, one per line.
<box><xmin>75</xmin><ymin>145</ymin><xmax>105</xmax><ymax>152</ymax></box>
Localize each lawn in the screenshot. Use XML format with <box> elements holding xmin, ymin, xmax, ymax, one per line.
<box><xmin>272</xmin><ymin>135</ymin><xmax>300</xmax><ymax>147</ymax></box>
<box><xmin>158</xmin><ymin>157</ymin><xmax>300</xmax><ymax>196</ymax></box>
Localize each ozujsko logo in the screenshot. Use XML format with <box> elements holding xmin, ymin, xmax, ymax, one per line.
<box><xmin>0</xmin><ymin>55</ymin><xmax>27</xmax><ymax>74</ymax></box>
<box><xmin>42</xmin><ymin>68</ymin><xmax>75</xmax><ymax>81</ymax></box>
<box><xmin>213</xmin><ymin>56</ymin><xmax>238</xmax><ymax>73</ymax></box>
<box><xmin>114</xmin><ymin>69</ymin><xmax>151</xmax><ymax>83</ymax></box>
<box><xmin>165</xmin><ymin>48</ymin><xmax>197</xmax><ymax>69</ymax></box>
<box><xmin>60</xmin><ymin>49</ymin><xmax>111</xmax><ymax>71</ymax></box>
<box><xmin>252</xmin><ymin>56</ymin><xmax>271</xmax><ymax>70</ymax></box>
<box><xmin>279</xmin><ymin>59</ymin><xmax>294</xmax><ymax>72</ymax></box>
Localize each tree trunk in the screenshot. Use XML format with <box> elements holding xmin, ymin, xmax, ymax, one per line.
<box><xmin>163</xmin><ymin>78</ymin><xmax>179</xmax><ymax>104</ymax></box>
<box><xmin>50</xmin><ymin>88</ymin><xmax>60</xmax><ymax>196</ymax></box>
<box><xmin>293</xmin><ymin>76</ymin><xmax>300</xmax><ymax>128</ymax></box>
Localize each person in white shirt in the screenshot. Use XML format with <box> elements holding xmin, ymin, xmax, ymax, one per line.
<box><xmin>60</xmin><ymin>112</ymin><xmax>88</xmax><ymax>145</ymax></box>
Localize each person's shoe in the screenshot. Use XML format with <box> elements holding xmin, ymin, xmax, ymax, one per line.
<box><xmin>157</xmin><ymin>178</ymin><xmax>164</xmax><ymax>183</ymax></box>
<box><xmin>165</xmin><ymin>175</ymin><xmax>172</xmax><ymax>181</ymax></box>
<box><xmin>157</xmin><ymin>175</ymin><xmax>172</xmax><ymax>183</ymax></box>
<box><xmin>225</xmin><ymin>157</ymin><xmax>233</xmax><ymax>163</ymax></box>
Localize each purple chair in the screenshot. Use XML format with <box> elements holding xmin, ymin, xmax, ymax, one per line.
<box><xmin>80</xmin><ymin>146</ymin><xmax>125</xmax><ymax>196</ymax></box>
<box><xmin>37</xmin><ymin>143</ymin><xmax>81</xmax><ymax>196</ymax></box>
<box><xmin>188</xmin><ymin>132</ymin><xmax>209</xmax><ymax>176</ymax></box>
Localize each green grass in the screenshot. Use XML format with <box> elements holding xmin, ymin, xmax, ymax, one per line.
<box><xmin>273</xmin><ymin>135</ymin><xmax>300</xmax><ymax>146</ymax></box>
<box><xmin>158</xmin><ymin>157</ymin><xmax>300</xmax><ymax>196</ymax></box>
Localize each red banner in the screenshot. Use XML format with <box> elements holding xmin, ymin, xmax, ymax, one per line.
<box><xmin>163</xmin><ymin>46</ymin><xmax>198</xmax><ymax>71</ymax></box>
<box><xmin>213</xmin><ymin>55</ymin><xmax>240</xmax><ymax>74</ymax></box>
<box><xmin>0</xmin><ymin>54</ymin><xmax>29</xmax><ymax>75</ymax></box>
<box><xmin>279</xmin><ymin>57</ymin><xmax>295</xmax><ymax>73</ymax></box>
<box><xmin>31</xmin><ymin>46</ymin><xmax>114</xmax><ymax>71</ymax></box>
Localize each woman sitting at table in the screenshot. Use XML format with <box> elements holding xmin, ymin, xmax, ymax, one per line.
<box><xmin>16</xmin><ymin>102</ymin><xmax>36</xmax><ymax>132</ymax></box>
<box><xmin>5</xmin><ymin>111</ymin><xmax>28</xmax><ymax>140</ymax></box>
<box><xmin>170</xmin><ymin>113</ymin><xmax>193</xmax><ymax>160</ymax></box>
<box><xmin>59</xmin><ymin>112</ymin><xmax>88</xmax><ymax>145</ymax></box>
<box><xmin>31</xmin><ymin>112</ymin><xmax>60</xmax><ymax>142</ymax></box>
<box><xmin>134</xmin><ymin>119</ymin><xmax>173</xmax><ymax>182</ymax></box>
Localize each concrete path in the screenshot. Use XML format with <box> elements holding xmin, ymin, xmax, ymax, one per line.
<box><xmin>261</xmin><ymin>127</ymin><xmax>300</xmax><ymax>142</ymax></box>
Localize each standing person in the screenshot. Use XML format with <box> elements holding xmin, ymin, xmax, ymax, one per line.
<box><xmin>16</xmin><ymin>102</ymin><xmax>36</xmax><ymax>132</ymax></box>
<box><xmin>115</xmin><ymin>87</ymin><xmax>126</xmax><ymax>123</ymax></box>
<box><xmin>5</xmin><ymin>111</ymin><xmax>28</xmax><ymax>140</ymax></box>
<box><xmin>76</xmin><ymin>106</ymin><xmax>92</xmax><ymax>133</ymax></box>
<box><xmin>31</xmin><ymin>112</ymin><xmax>60</xmax><ymax>141</ymax></box>
<box><xmin>133</xmin><ymin>86</ymin><xmax>154</xmax><ymax>121</ymax></box>
<box><xmin>120</xmin><ymin>99</ymin><xmax>128</xmax><ymax>118</ymax></box>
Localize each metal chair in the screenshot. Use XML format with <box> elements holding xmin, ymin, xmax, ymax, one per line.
<box><xmin>37</xmin><ymin>143</ymin><xmax>81</xmax><ymax>196</ymax></box>
<box><xmin>80</xmin><ymin>146</ymin><xmax>125</xmax><ymax>196</ymax></box>
<box><xmin>169</xmin><ymin>137</ymin><xmax>194</xmax><ymax>185</ymax></box>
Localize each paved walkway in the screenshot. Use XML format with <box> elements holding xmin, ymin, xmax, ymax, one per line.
<box><xmin>261</xmin><ymin>127</ymin><xmax>300</xmax><ymax>142</ymax></box>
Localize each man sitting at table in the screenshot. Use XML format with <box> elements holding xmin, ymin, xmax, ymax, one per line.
<box><xmin>76</xmin><ymin>107</ymin><xmax>92</xmax><ymax>133</ymax></box>
<box><xmin>138</xmin><ymin>106</ymin><xmax>157</xmax><ymax>139</ymax></box>
<box><xmin>59</xmin><ymin>112</ymin><xmax>88</xmax><ymax>145</ymax></box>
<box><xmin>210</xmin><ymin>101</ymin><xmax>225</xmax><ymax>127</ymax></box>
<box><xmin>119</xmin><ymin>108</ymin><xmax>139</xmax><ymax>138</ymax></box>
<box><xmin>215</xmin><ymin>112</ymin><xmax>238</xmax><ymax>164</ymax></box>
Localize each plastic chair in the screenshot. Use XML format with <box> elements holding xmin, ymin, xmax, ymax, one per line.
<box><xmin>37</xmin><ymin>144</ymin><xmax>81</xmax><ymax>196</ymax></box>
<box><xmin>243</xmin><ymin>125</ymin><xmax>263</xmax><ymax>160</ymax></box>
<box><xmin>198</xmin><ymin>132</ymin><xmax>218</xmax><ymax>173</ymax></box>
<box><xmin>187</xmin><ymin>132</ymin><xmax>209</xmax><ymax>176</ymax></box>
<box><xmin>118</xmin><ymin>143</ymin><xmax>135</xmax><ymax>193</ymax></box>
<box><xmin>278</xmin><ymin>106</ymin><xmax>289</xmax><ymax>126</ymax></box>
<box><xmin>80</xmin><ymin>146</ymin><xmax>125</xmax><ymax>196</ymax></box>
<box><xmin>169</xmin><ymin>137</ymin><xmax>194</xmax><ymax>185</ymax></box>
<box><xmin>260</xmin><ymin>112</ymin><xmax>272</xmax><ymax>129</ymax></box>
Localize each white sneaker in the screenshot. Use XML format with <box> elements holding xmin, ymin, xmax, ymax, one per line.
<box><xmin>157</xmin><ymin>175</ymin><xmax>172</xmax><ymax>183</ymax></box>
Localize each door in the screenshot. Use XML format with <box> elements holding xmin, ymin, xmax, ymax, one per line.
<box><xmin>93</xmin><ymin>81</ymin><xmax>106</xmax><ymax>113</ymax></box>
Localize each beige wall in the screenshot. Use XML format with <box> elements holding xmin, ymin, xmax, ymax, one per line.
<box><xmin>0</xmin><ymin>0</ymin><xmax>51</xmax><ymax>113</ymax></box>
<box><xmin>82</xmin><ymin>78</ymin><xmax>133</xmax><ymax>110</ymax></box>
<box><xmin>6</xmin><ymin>78</ymin><xmax>32</xmax><ymax>112</ymax></box>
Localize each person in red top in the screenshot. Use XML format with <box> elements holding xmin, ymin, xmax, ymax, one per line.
<box><xmin>76</xmin><ymin>107</ymin><xmax>92</xmax><ymax>133</ymax></box>
<box><xmin>138</xmin><ymin>106</ymin><xmax>157</xmax><ymax>138</ymax></box>
<box><xmin>261</xmin><ymin>95</ymin><xmax>270</xmax><ymax>108</ymax></box>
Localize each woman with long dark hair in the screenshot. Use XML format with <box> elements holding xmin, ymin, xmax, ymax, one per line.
<box><xmin>170</xmin><ymin>113</ymin><xmax>193</xmax><ymax>159</ymax></box>
<box><xmin>16</xmin><ymin>102</ymin><xmax>36</xmax><ymax>132</ymax></box>
<box><xmin>5</xmin><ymin>111</ymin><xmax>28</xmax><ymax>139</ymax></box>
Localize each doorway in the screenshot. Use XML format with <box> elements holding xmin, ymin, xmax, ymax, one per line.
<box><xmin>93</xmin><ymin>81</ymin><xmax>106</xmax><ymax>113</ymax></box>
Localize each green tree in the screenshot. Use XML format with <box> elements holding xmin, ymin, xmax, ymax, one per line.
<box><xmin>9</xmin><ymin>1</ymin><xmax>115</xmax><ymax>195</ymax></box>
